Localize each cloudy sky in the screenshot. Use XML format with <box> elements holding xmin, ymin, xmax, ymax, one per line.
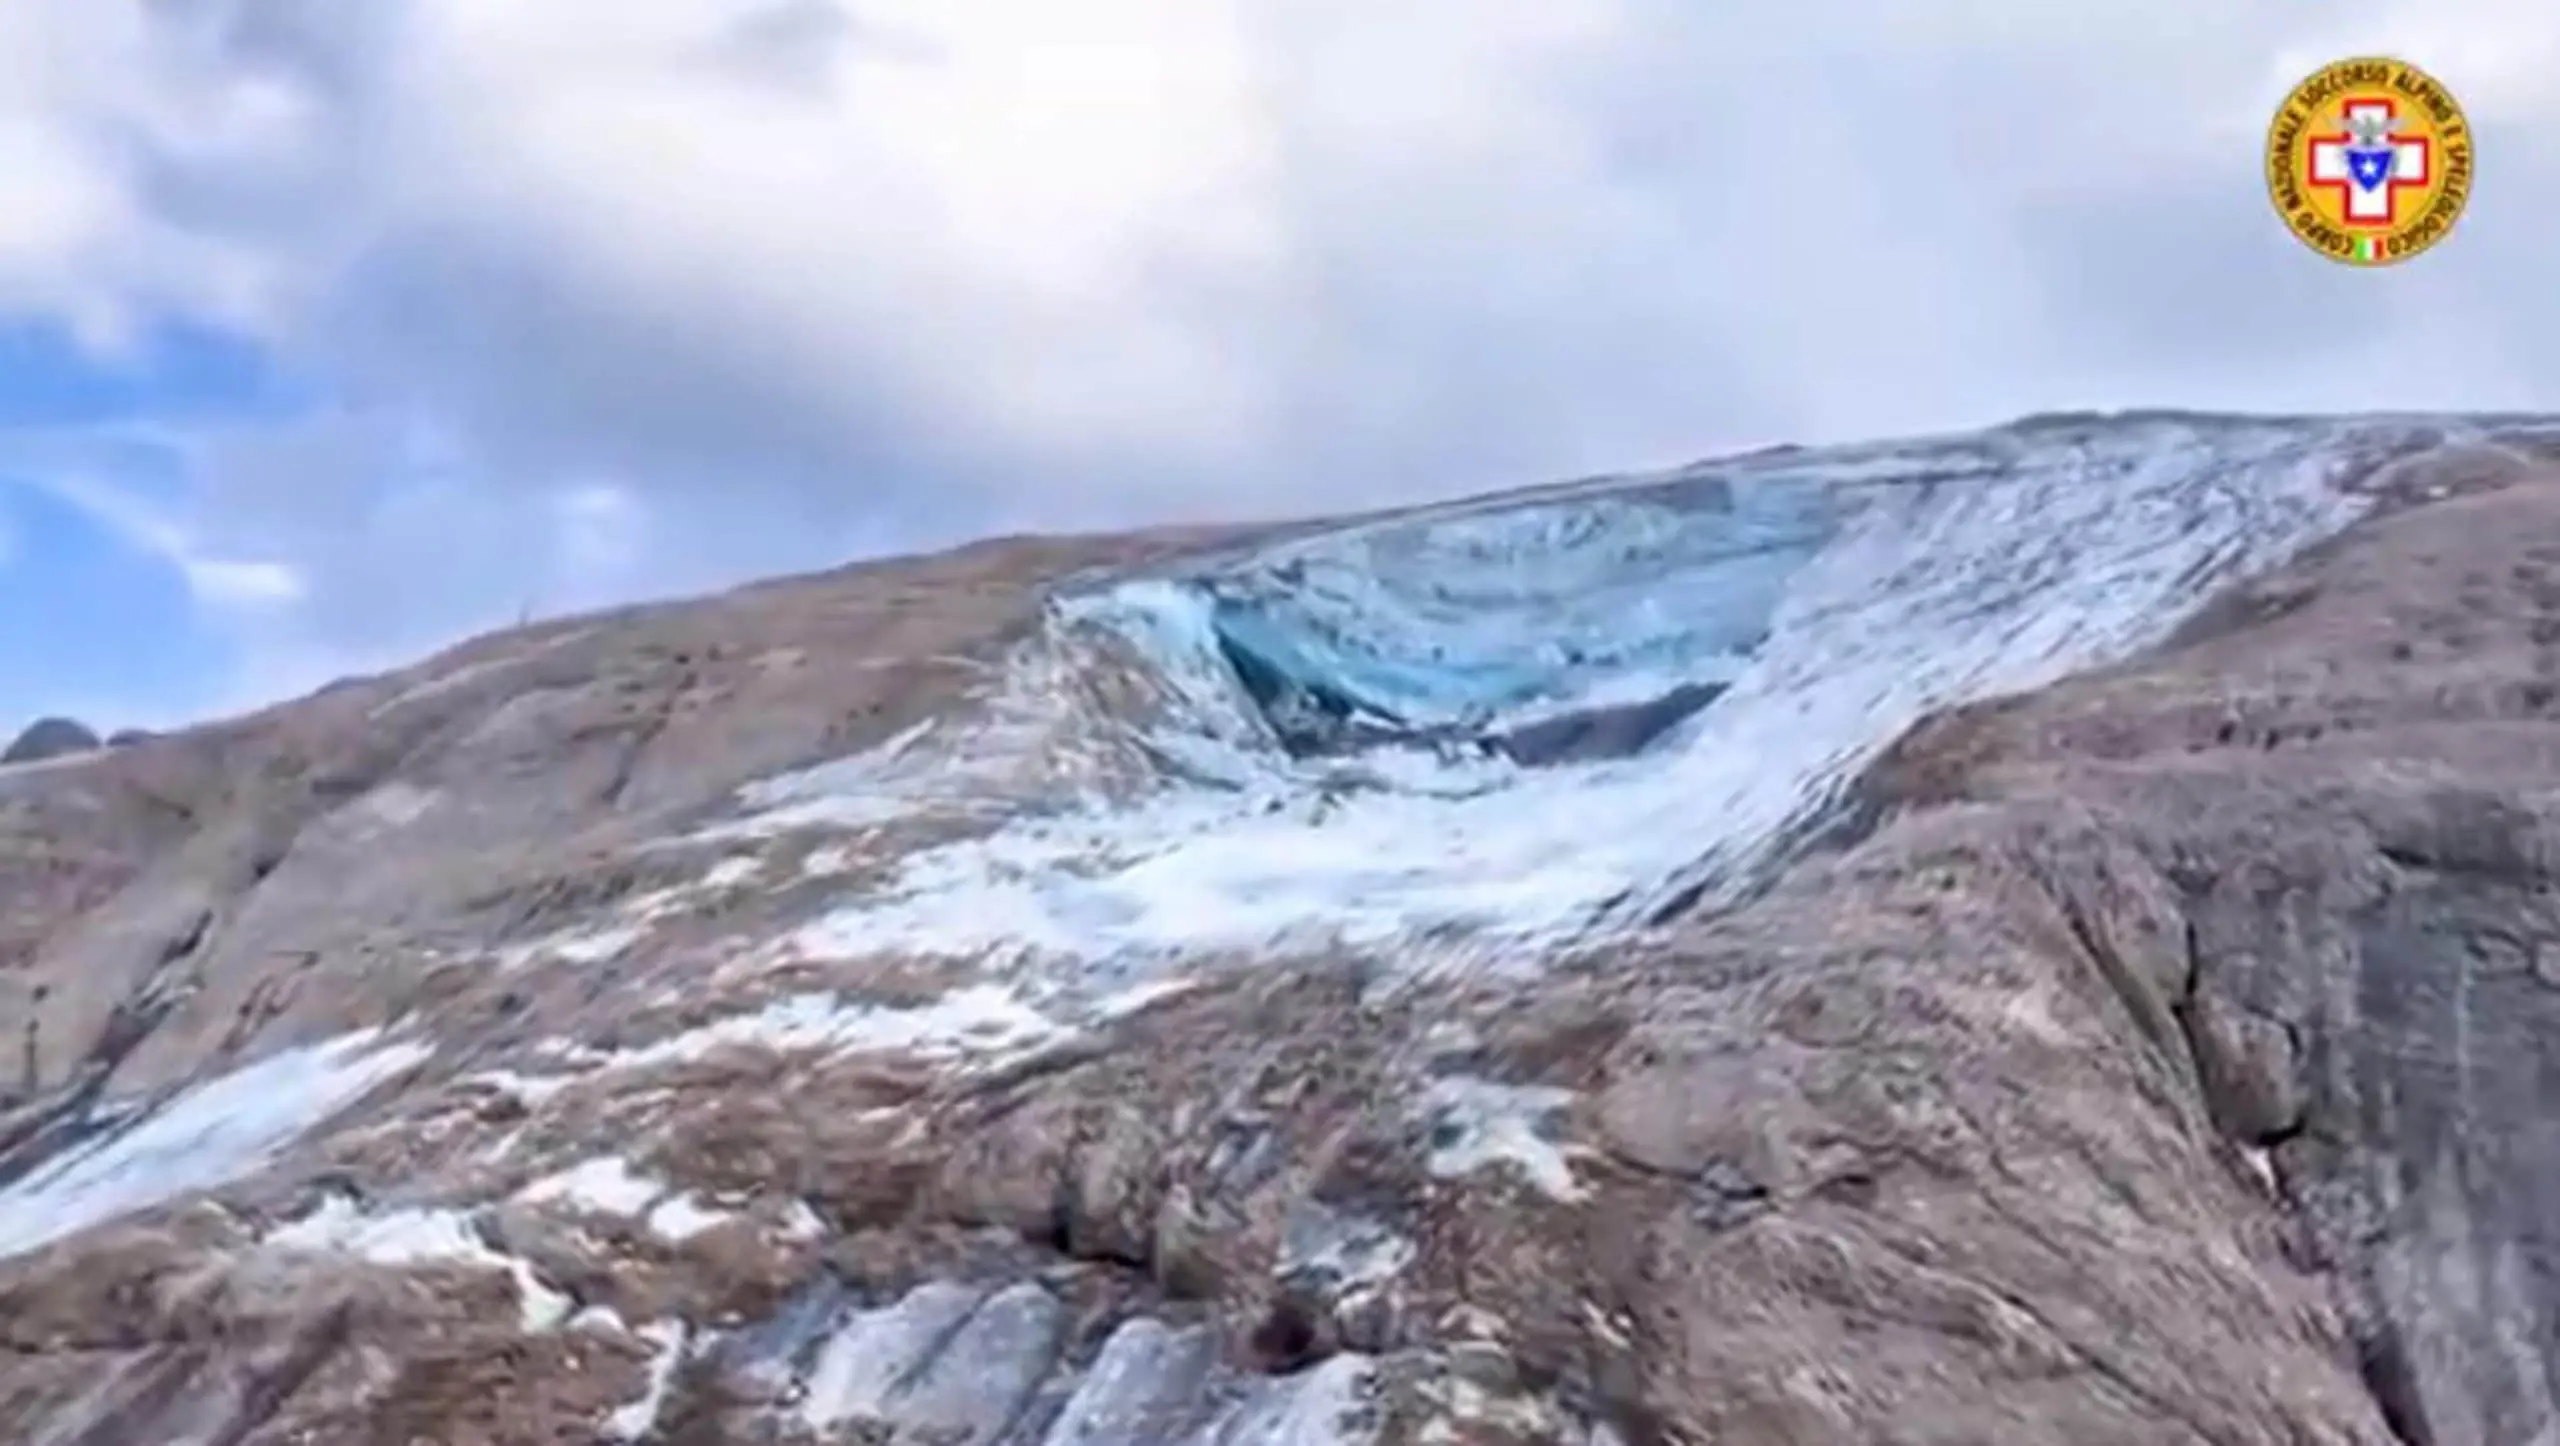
<box><xmin>0</xmin><ymin>0</ymin><xmax>2553</xmax><ymax>735</ymax></box>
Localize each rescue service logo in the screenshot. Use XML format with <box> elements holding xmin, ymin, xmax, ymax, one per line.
<box><xmin>2265</xmin><ymin>56</ymin><xmax>2473</xmax><ymax>267</ymax></box>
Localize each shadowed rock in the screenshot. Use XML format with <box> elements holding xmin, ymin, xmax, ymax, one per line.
<box><xmin>3</xmin><ymin>717</ymin><xmax>99</xmax><ymax>765</ymax></box>
<box><xmin>1487</xmin><ymin>681</ymin><xmax>1727</xmax><ymax>766</ymax></box>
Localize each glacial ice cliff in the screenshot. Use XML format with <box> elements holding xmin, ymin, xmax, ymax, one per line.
<box><xmin>740</xmin><ymin>412</ymin><xmax>2546</xmax><ymax>980</ymax></box>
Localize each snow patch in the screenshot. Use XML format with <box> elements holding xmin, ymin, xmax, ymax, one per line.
<box><xmin>268</xmin><ymin>1196</ymin><xmax>482</xmax><ymax>1265</ymax></box>
<box><xmin>701</xmin><ymin>855</ymin><xmax>763</xmax><ymax>890</ymax></box>
<box><xmin>560</xmin><ymin>925</ymin><xmax>649</xmax><ymax>967</ymax></box>
<box><xmin>777</xmin><ymin>1199</ymin><xmax>828</xmax><ymax>1242</ymax></box>
<box><xmin>497</xmin><ymin>921</ymin><xmax>650</xmax><ymax>971</ymax></box>
<box><xmin>605</xmin><ymin>1319</ymin><xmax>692</xmax><ymax>1441</ymax></box>
<box><xmin>602</xmin><ymin>983</ymin><xmax>1065</xmax><ymax>1074</ymax></box>
<box><xmin>1281</xmin><ymin>1202</ymin><xmax>1415</xmax><ymax>1298</ymax></box>
<box><xmin>710</xmin><ymin>718</ymin><xmax>942</xmax><ymax>839</ymax></box>
<box><xmin>532</xmin><ymin>1037</ymin><xmax>614</xmax><ymax>1067</ymax></box>
<box><xmin>0</xmin><ymin>1029</ymin><xmax>430</xmax><ymax>1260</ymax></box>
<box><xmin>574</xmin><ymin>1304</ymin><xmax>635</xmax><ymax>1336</ymax></box>
<box><xmin>464</xmin><ymin>1068</ymin><xmax>577</xmax><ymax>1108</ymax></box>
<box><xmin>521</xmin><ymin>1156</ymin><xmax>664</xmax><ymax>1216</ymax></box>
<box><xmin>1420</xmin><ymin>1077</ymin><xmax>1588</xmax><ymax>1202</ymax></box>
<box><xmin>514</xmin><ymin>1156</ymin><xmax>746</xmax><ymax>1244</ymax></box>
<box><xmin>357</xmin><ymin>782</ymin><xmax>440</xmax><ymax>828</ymax></box>
<box><xmin>646</xmin><ymin>1192</ymin><xmax>734</xmax><ymax>1242</ymax></box>
<box><xmin>267</xmin><ymin>1195</ymin><xmax>573</xmax><ymax>1331</ymax></box>
<box><xmin>492</xmin><ymin>851</ymin><xmax>772</xmax><ymax>973</ymax></box>
<box><xmin>800</xmin><ymin>843</ymin><xmax>858</xmax><ymax>878</ymax></box>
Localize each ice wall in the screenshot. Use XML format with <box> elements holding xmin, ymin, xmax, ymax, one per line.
<box><xmin>761</xmin><ymin>412</ymin><xmax>2558</xmax><ymax>986</ymax></box>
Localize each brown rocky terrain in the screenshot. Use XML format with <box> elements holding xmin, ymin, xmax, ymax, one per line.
<box><xmin>1</xmin><ymin>421</ymin><xmax>2557</xmax><ymax>1445</ymax></box>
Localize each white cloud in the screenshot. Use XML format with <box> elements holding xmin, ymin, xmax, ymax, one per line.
<box><xmin>356</xmin><ymin>0</ymin><xmax>1291</xmax><ymax>463</ymax></box>
<box><xmin>0</xmin><ymin>0</ymin><xmax>2556</xmax><ymax>718</ymax></box>
<box><xmin>184</xmin><ymin>556</ymin><xmax>308</xmax><ymax>608</ymax></box>
<box><xmin>11</xmin><ymin>466</ymin><xmax>304</xmax><ymax>610</ymax></box>
<box><xmin>551</xmin><ymin>481</ymin><xmax>650</xmax><ymax>588</ymax></box>
<box><xmin>0</xmin><ymin>3</ymin><xmax>296</xmax><ymax>348</ymax></box>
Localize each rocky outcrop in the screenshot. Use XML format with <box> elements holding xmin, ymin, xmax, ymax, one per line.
<box><xmin>0</xmin><ymin>434</ymin><xmax>2557</xmax><ymax>1443</ymax></box>
<box><xmin>2</xmin><ymin>716</ymin><xmax>99</xmax><ymax>766</ymax></box>
<box><xmin>1865</xmin><ymin>482</ymin><xmax>2560</xmax><ymax>1446</ymax></box>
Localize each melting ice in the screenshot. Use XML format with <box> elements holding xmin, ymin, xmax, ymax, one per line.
<box><xmin>0</xmin><ymin>1029</ymin><xmax>429</xmax><ymax>1260</ymax></box>
<box><xmin>746</xmin><ymin>413</ymin><xmax>2557</xmax><ymax>983</ymax></box>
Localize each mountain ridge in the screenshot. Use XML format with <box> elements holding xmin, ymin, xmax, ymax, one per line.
<box><xmin>2</xmin><ymin>412</ymin><xmax>2558</xmax><ymax>1443</ymax></box>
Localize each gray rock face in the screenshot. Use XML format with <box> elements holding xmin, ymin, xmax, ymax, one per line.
<box><xmin>2</xmin><ymin>716</ymin><xmax>99</xmax><ymax>765</ymax></box>
<box><xmin>1866</xmin><ymin>485</ymin><xmax>2560</xmax><ymax>1446</ymax></box>
<box><xmin>2</xmin><ymin>426</ymin><xmax>2560</xmax><ymax>1443</ymax></box>
<box><xmin>1040</xmin><ymin>1318</ymin><xmax>1222</xmax><ymax>1445</ymax></box>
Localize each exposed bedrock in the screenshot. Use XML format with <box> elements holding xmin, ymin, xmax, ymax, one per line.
<box><xmin>1870</xmin><ymin>479</ymin><xmax>2560</xmax><ymax>1446</ymax></box>
<box><xmin>3</xmin><ymin>429</ymin><xmax>2560</xmax><ymax>1442</ymax></box>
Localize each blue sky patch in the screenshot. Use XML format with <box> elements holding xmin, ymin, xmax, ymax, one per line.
<box><xmin>0</xmin><ymin>320</ymin><xmax>305</xmax><ymax>733</ymax></box>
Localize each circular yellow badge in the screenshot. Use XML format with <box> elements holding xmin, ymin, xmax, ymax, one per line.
<box><xmin>2265</xmin><ymin>56</ymin><xmax>2473</xmax><ymax>266</ymax></box>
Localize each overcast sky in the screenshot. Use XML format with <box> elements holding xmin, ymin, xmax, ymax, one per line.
<box><xmin>1</xmin><ymin>0</ymin><xmax>2555</xmax><ymax>734</ymax></box>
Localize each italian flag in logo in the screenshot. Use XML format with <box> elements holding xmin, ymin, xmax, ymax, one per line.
<box><xmin>2352</xmin><ymin>234</ymin><xmax>2386</xmax><ymax>262</ymax></box>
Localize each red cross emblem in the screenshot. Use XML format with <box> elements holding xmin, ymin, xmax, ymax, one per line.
<box><xmin>2307</xmin><ymin>99</ymin><xmax>2431</xmax><ymax>228</ymax></box>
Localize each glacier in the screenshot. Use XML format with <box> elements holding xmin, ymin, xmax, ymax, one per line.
<box><xmin>746</xmin><ymin>412</ymin><xmax>2560</xmax><ymax>993</ymax></box>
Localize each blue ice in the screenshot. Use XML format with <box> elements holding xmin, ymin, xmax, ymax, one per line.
<box><xmin>771</xmin><ymin>413</ymin><xmax>2560</xmax><ymax>988</ymax></box>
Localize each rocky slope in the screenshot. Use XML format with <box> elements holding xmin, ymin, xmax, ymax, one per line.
<box><xmin>1</xmin><ymin>414</ymin><xmax>2557</xmax><ymax>1445</ymax></box>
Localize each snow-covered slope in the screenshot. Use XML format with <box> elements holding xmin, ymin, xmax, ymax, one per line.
<box><xmin>733</xmin><ymin>412</ymin><xmax>2555</xmax><ymax>983</ymax></box>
